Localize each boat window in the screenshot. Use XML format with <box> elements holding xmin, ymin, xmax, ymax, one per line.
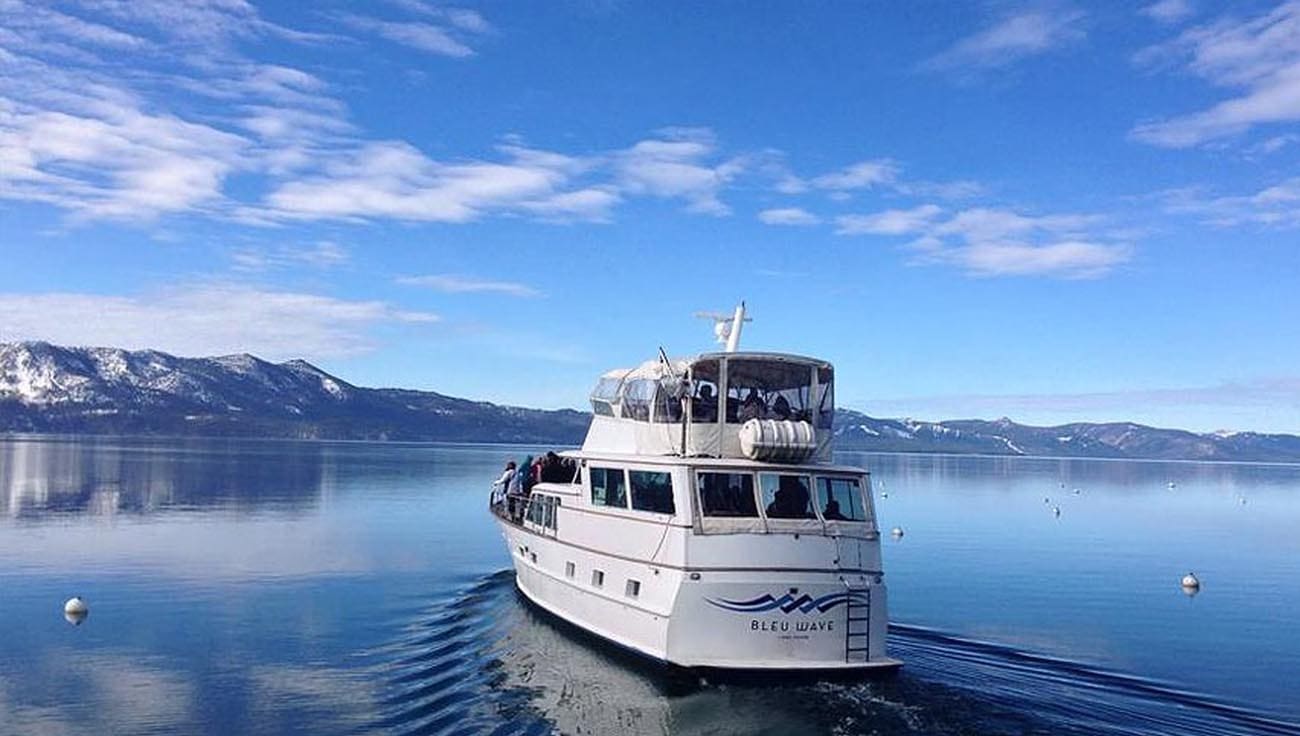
<box><xmin>592</xmin><ymin>570</ymin><xmax>604</xmax><ymax>587</ymax></box>
<box><xmin>652</xmin><ymin>383</ymin><xmax>684</xmax><ymax>423</ymax></box>
<box><xmin>621</xmin><ymin>379</ymin><xmax>654</xmax><ymax>421</ymax></box>
<box><xmin>590</xmin><ymin>376</ymin><xmax>623</xmax><ymax>417</ymax></box>
<box><xmin>591</xmin><ymin>400</ymin><xmax>615</xmax><ymax>416</ymax></box>
<box><xmin>525</xmin><ymin>494</ymin><xmax>559</xmax><ymax>529</ymax></box>
<box><xmin>629</xmin><ymin>470</ymin><xmax>675</xmax><ymax>514</ymax></box>
<box><xmin>690</xmin><ymin>359</ymin><xmax>720</xmax><ymax>423</ymax></box>
<box><xmin>758</xmin><ymin>473</ymin><xmax>816</xmax><ymax>519</ymax></box>
<box><xmin>589</xmin><ymin>467</ymin><xmax>627</xmax><ymax>508</ymax></box>
<box><xmin>625</xmin><ymin>579</ymin><xmax>641</xmax><ymax>598</ymax></box>
<box><xmin>565</xmin><ymin>561</ymin><xmax>575</xmax><ymax>578</ymax></box>
<box><xmin>698</xmin><ymin>472</ymin><xmax>759</xmax><ymax>517</ymax></box>
<box><xmin>816</xmin><ymin>366</ymin><xmax>834</xmax><ymax>429</ymax></box>
<box><xmin>726</xmin><ymin>360</ymin><xmax>814</xmax><ymax>424</ymax></box>
<box><xmin>817</xmin><ymin>477</ymin><xmax>866</xmax><ymax>521</ymax></box>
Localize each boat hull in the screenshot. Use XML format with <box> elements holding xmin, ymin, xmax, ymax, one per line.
<box><xmin>499</xmin><ymin>518</ymin><xmax>901</xmax><ymax>673</ymax></box>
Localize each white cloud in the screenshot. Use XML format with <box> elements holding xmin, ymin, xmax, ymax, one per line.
<box><xmin>257</xmin><ymin>140</ymin><xmax>602</xmax><ymax>223</ymax></box>
<box><xmin>1142</xmin><ymin>0</ymin><xmax>1195</xmax><ymax>24</ymax></box>
<box><xmin>230</xmin><ymin>242</ymin><xmax>350</xmax><ymax>271</ymax></box>
<box><xmin>839</xmin><ymin>204</ymin><xmax>1128</xmax><ymax>279</ymax></box>
<box><xmin>339</xmin><ymin>14</ymin><xmax>476</xmax><ymax>58</ymax></box>
<box><xmin>923</xmin><ymin>6</ymin><xmax>1087</xmax><ymax>71</ymax></box>
<box><xmin>614</xmin><ymin>130</ymin><xmax>744</xmax><ymax>215</ymax></box>
<box><xmin>1132</xmin><ymin>2</ymin><xmax>1300</xmax><ymax>147</ymax></box>
<box><xmin>757</xmin><ymin>207</ymin><xmax>821</xmax><ymax>226</ymax></box>
<box><xmin>927</xmin><ymin>240</ymin><xmax>1130</xmax><ymax>279</ymax></box>
<box><xmin>835</xmin><ymin>204</ymin><xmax>943</xmax><ymax>235</ymax></box>
<box><xmin>810</xmin><ymin>159</ymin><xmax>897</xmax><ymax>191</ymax></box>
<box><xmin>0</xmin><ymin>285</ymin><xmax>437</xmax><ymax>360</ymax></box>
<box><xmin>1157</xmin><ymin>177</ymin><xmax>1300</xmax><ymax>227</ymax></box>
<box><xmin>396</xmin><ymin>274</ymin><xmax>541</xmax><ymax>297</ymax></box>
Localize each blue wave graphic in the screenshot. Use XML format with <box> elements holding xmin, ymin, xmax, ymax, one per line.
<box><xmin>706</xmin><ymin>591</ymin><xmax>869</xmax><ymax>614</ymax></box>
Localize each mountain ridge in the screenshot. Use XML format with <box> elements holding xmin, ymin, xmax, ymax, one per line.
<box><xmin>3</xmin><ymin>341</ymin><xmax>1299</xmax><ymax>462</ymax></box>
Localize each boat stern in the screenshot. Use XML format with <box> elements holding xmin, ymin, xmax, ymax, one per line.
<box><xmin>665</xmin><ymin>571</ymin><xmax>899</xmax><ymax>672</ymax></box>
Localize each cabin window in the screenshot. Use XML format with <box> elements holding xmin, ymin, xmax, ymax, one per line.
<box><xmin>526</xmin><ymin>494</ymin><xmax>559</xmax><ymax>529</ymax></box>
<box><xmin>690</xmin><ymin>360</ymin><xmax>720</xmax><ymax>423</ymax></box>
<box><xmin>625</xmin><ymin>579</ymin><xmax>641</xmax><ymax>598</ymax></box>
<box><xmin>816</xmin><ymin>366</ymin><xmax>834</xmax><ymax>429</ymax></box>
<box><xmin>629</xmin><ymin>470</ymin><xmax>675</xmax><ymax>514</ymax></box>
<box><xmin>698</xmin><ymin>472</ymin><xmax>759</xmax><ymax>517</ymax></box>
<box><xmin>621</xmin><ymin>379</ymin><xmax>655</xmax><ymax>421</ymax></box>
<box><xmin>565</xmin><ymin>561</ymin><xmax>575</xmax><ymax>578</ymax></box>
<box><xmin>592</xmin><ymin>570</ymin><xmax>604</xmax><ymax>587</ymax></box>
<box><xmin>726</xmin><ymin>360</ymin><xmax>814</xmax><ymax>424</ymax></box>
<box><xmin>590</xmin><ymin>467</ymin><xmax>628</xmax><ymax>508</ymax></box>
<box><xmin>817</xmin><ymin>477</ymin><xmax>866</xmax><ymax>521</ymax></box>
<box><xmin>590</xmin><ymin>376</ymin><xmax>623</xmax><ymax>417</ymax></box>
<box><xmin>758</xmin><ymin>473</ymin><xmax>816</xmax><ymax>519</ymax></box>
<box><xmin>652</xmin><ymin>383</ymin><xmax>684</xmax><ymax>423</ymax></box>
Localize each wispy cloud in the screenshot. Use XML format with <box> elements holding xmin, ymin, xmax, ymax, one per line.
<box><xmin>809</xmin><ymin>159</ymin><xmax>898</xmax><ymax>191</ymax></box>
<box><xmin>230</xmin><ymin>242</ymin><xmax>350</xmax><ymax>272</ymax></box>
<box><xmin>838</xmin><ymin>205</ymin><xmax>1128</xmax><ymax>279</ymax></box>
<box><xmin>757</xmin><ymin>207</ymin><xmax>821</xmax><ymax>226</ymax></box>
<box><xmin>836</xmin><ymin>204</ymin><xmax>943</xmax><ymax>235</ymax></box>
<box><xmin>1142</xmin><ymin>0</ymin><xmax>1195</xmax><ymax>25</ymax></box>
<box><xmin>338</xmin><ymin>14</ymin><xmax>477</xmax><ymax>58</ymax></box>
<box><xmin>0</xmin><ymin>284</ymin><xmax>437</xmax><ymax>360</ymax></box>
<box><xmin>396</xmin><ymin>274</ymin><xmax>541</xmax><ymax>297</ymax></box>
<box><xmin>1156</xmin><ymin>178</ymin><xmax>1300</xmax><ymax>227</ymax></box>
<box><xmin>923</xmin><ymin>6</ymin><xmax>1087</xmax><ymax>72</ymax></box>
<box><xmin>1131</xmin><ymin>1</ymin><xmax>1300</xmax><ymax>147</ymax></box>
<box><xmin>613</xmin><ymin>128</ymin><xmax>745</xmax><ymax>216</ymax></box>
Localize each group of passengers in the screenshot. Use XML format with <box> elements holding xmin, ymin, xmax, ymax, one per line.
<box><xmin>490</xmin><ymin>452</ymin><xmax>578</xmax><ymax>523</ymax></box>
<box><xmin>690</xmin><ymin>384</ymin><xmax>804</xmax><ymax>423</ymax></box>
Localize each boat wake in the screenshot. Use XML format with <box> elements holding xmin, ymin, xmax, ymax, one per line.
<box><xmin>364</xmin><ymin>571</ymin><xmax>1300</xmax><ymax>736</ymax></box>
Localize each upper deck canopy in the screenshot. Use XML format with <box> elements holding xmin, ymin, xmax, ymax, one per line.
<box><xmin>583</xmin><ymin>351</ymin><xmax>835</xmax><ymax>462</ymax></box>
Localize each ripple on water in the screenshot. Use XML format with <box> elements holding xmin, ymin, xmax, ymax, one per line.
<box><xmin>366</xmin><ymin>571</ymin><xmax>1300</xmax><ymax>736</ymax></box>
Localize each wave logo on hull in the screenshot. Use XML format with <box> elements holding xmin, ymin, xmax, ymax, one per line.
<box><xmin>705</xmin><ymin>591</ymin><xmax>869</xmax><ymax>615</ymax></box>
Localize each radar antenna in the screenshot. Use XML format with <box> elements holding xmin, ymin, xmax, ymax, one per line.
<box><xmin>694</xmin><ymin>301</ymin><xmax>750</xmax><ymax>353</ymax></box>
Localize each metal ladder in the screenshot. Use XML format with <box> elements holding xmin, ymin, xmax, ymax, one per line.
<box><xmin>843</xmin><ymin>582</ymin><xmax>871</xmax><ymax>663</ymax></box>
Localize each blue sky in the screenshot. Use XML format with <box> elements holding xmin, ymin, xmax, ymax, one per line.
<box><xmin>2</xmin><ymin>0</ymin><xmax>1299</xmax><ymax>433</ymax></box>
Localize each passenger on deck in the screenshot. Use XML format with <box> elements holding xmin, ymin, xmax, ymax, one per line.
<box><xmin>739</xmin><ymin>388</ymin><xmax>765</xmax><ymax>422</ymax></box>
<box><xmin>822</xmin><ymin>497</ymin><xmax>847</xmax><ymax>521</ymax></box>
<box><xmin>772</xmin><ymin>395</ymin><xmax>792</xmax><ymax>420</ymax></box>
<box><xmin>491</xmin><ymin>461</ymin><xmax>516</xmax><ymax>507</ymax></box>
<box><xmin>692</xmin><ymin>384</ymin><xmax>718</xmax><ymax>422</ymax></box>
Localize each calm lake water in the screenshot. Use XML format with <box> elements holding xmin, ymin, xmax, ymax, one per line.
<box><xmin>2</xmin><ymin>435</ymin><xmax>1298</xmax><ymax>735</ymax></box>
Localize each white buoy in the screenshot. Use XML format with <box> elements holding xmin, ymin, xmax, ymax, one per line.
<box><xmin>1044</xmin><ymin>497</ymin><xmax>1050</xmax><ymax>504</ymax></box>
<box><xmin>1168</xmin><ymin>481</ymin><xmax>1176</xmax><ymax>490</ymax></box>
<box><xmin>63</xmin><ymin>596</ymin><xmax>88</xmax><ymax>625</ymax></box>
<box><xmin>881</xmin><ymin>491</ymin><xmax>889</xmax><ymax>499</ymax></box>
<box><xmin>891</xmin><ymin>526</ymin><xmax>904</xmax><ymax>538</ymax></box>
<box><xmin>1073</xmin><ymin>488</ymin><xmax>1081</xmax><ymax>495</ymax></box>
<box><xmin>1181</xmin><ymin>572</ymin><xmax>1200</xmax><ymax>590</ymax></box>
<box><xmin>1053</xmin><ymin>506</ymin><xmax>1061</xmax><ymax>517</ymax></box>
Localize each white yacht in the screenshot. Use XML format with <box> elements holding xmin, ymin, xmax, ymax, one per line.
<box><xmin>490</xmin><ymin>304</ymin><xmax>900</xmax><ymax>672</ymax></box>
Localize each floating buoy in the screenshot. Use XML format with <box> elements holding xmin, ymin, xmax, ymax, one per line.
<box><xmin>1181</xmin><ymin>572</ymin><xmax>1200</xmax><ymax>591</ymax></box>
<box><xmin>1168</xmin><ymin>481</ymin><xmax>1176</xmax><ymax>490</ymax></box>
<box><xmin>1059</xmin><ymin>482</ymin><xmax>1065</xmax><ymax>488</ymax></box>
<box><xmin>1073</xmin><ymin>488</ymin><xmax>1081</xmax><ymax>495</ymax></box>
<box><xmin>1053</xmin><ymin>506</ymin><xmax>1061</xmax><ymax>518</ymax></box>
<box><xmin>1044</xmin><ymin>497</ymin><xmax>1051</xmax><ymax>504</ymax></box>
<box><xmin>891</xmin><ymin>526</ymin><xmax>904</xmax><ymax>538</ymax></box>
<box><xmin>881</xmin><ymin>491</ymin><xmax>889</xmax><ymax>499</ymax></box>
<box><xmin>63</xmin><ymin>597</ymin><xmax>88</xmax><ymax>625</ymax></box>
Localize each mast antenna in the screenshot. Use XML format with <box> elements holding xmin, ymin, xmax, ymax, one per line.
<box><xmin>694</xmin><ymin>301</ymin><xmax>751</xmax><ymax>353</ymax></box>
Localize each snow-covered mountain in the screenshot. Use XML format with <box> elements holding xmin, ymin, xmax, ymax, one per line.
<box><xmin>3</xmin><ymin>341</ymin><xmax>1298</xmax><ymax>461</ymax></box>
<box><xmin>0</xmin><ymin>342</ymin><xmax>589</xmax><ymax>443</ymax></box>
<box><xmin>832</xmin><ymin>409</ymin><xmax>1300</xmax><ymax>463</ymax></box>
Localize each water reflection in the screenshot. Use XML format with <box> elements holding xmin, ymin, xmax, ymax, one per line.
<box><xmin>0</xmin><ymin>436</ymin><xmax>333</xmax><ymax>519</ymax></box>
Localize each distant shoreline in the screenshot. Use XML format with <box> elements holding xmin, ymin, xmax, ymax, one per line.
<box><xmin>5</xmin><ymin>431</ymin><xmax>1300</xmax><ymax>468</ymax></box>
